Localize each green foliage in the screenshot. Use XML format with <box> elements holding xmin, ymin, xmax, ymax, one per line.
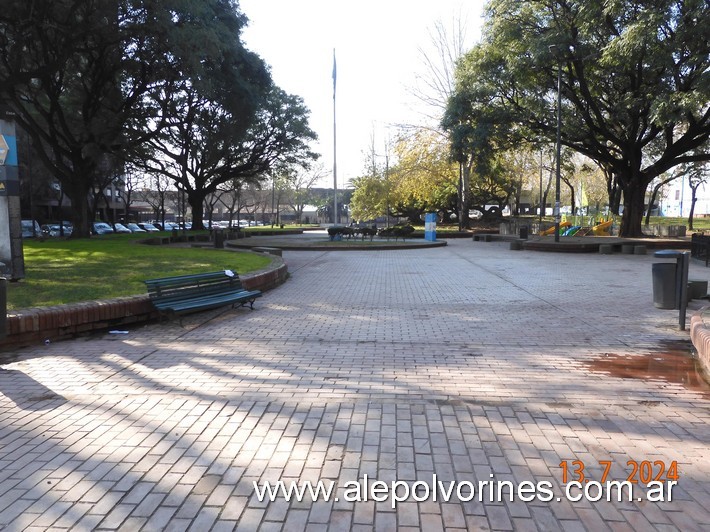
<box><xmin>378</xmin><ymin>224</ymin><xmax>415</xmax><ymax>241</ymax></box>
<box><xmin>0</xmin><ymin>0</ymin><xmax>314</xmax><ymax>236</ymax></box>
<box><xmin>141</xmin><ymin>85</ymin><xmax>318</xmax><ymax>229</ymax></box>
<box><xmin>8</xmin><ymin>234</ymin><xmax>271</xmax><ymax>310</ymax></box>
<box><xmin>350</xmin><ymin>174</ymin><xmax>388</xmax><ymax>221</ymax></box>
<box><xmin>445</xmin><ymin>0</ymin><xmax>710</xmax><ymax>236</ymax></box>
<box><xmin>468</xmin><ymin>153</ymin><xmax>518</xmax><ymax>219</ymax></box>
<box><xmin>388</xmin><ymin>130</ymin><xmax>459</xmax><ymax>220</ymax></box>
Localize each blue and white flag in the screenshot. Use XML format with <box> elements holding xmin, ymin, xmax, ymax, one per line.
<box><xmin>332</xmin><ymin>49</ymin><xmax>337</xmax><ymax>94</ymax></box>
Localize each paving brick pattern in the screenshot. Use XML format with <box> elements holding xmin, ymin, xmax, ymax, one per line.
<box><xmin>1</xmin><ymin>240</ymin><xmax>709</xmax><ymax>530</ymax></box>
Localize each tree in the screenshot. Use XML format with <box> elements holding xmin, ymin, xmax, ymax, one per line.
<box><xmin>118</xmin><ymin>168</ymin><xmax>141</xmax><ymax>222</ymax></box>
<box><xmin>387</xmin><ymin>130</ymin><xmax>459</xmax><ymax>222</ymax></box>
<box><xmin>468</xmin><ymin>151</ymin><xmax>519</xmax><ymax>220</ymax></box>
<box><xmin>286</xmin><ymin>164</ymin><xmax>327</xmax><ymax>225</ymax></box>
<box><xmin>0</xmin><ymin>0</ymin><xmax>267</xmax><ymax>237</ymax></box>
<box><xmin>685</xmin><ymin>155</ymin><xmax>710</xmax><ymax>229</ymax></box>
<box><xmin>409</xmin><ymin>16</ymin><xmax>474</xmax><ymax>227</ymax></box>
<box><xmin>645</xmin><ymin>172</ymin><xmax>679</xmax><ymax>225</ymax></box>
<box><xmin>217</xmin><ymin>179</ymin><xmax>255</xmax><ymax>227</ymax></box>
<box><xmin>139</xmin><ymin>174</ymin><xmax>172</xmax><ymax>224</ymax></box>
<box><xmin>350</xmin><ymin>175</ymin><xmax>388</xmax><ymax>222</ymax></box>
<box><xmin>444</xmin><ymin>0</ymin><xmax>710</xmax><ymax>237</ymax></box>
<box><xmin>577</xmin><ymin>160</ymin><xmax>610</xmax><ymax>216</ymax></box>
<box><xmin>140</xmin><ymin>85</ymin><xmax>317</xmax><ymax>230</ymax></box>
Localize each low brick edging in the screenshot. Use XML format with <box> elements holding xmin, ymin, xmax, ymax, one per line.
<box><xmin>0</xmin><ymin>260</ymin><xmax>288</xmax><ymax>351</ymax></box>
<box><xmin>689</xmin><ymin>306</ymin><xmax>710</xmax><ymax>379</ymax></box>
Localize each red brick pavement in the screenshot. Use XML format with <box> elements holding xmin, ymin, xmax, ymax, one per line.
<box><xmin>0</xmin><ymin>240</ymin><xmax>708</xmax><ymax>530</ymax></box>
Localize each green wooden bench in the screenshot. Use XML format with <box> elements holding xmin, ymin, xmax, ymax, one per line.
<box><xmin>145</xmin><ymin>270</ymin><xmax>261</xmax><ymax>319</ymax></box>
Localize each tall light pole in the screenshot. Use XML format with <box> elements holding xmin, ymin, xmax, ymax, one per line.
<box><xmin>332</xmin><ymin>49</ymin><xmax>338</xmax><ymax>225</ymax></box>
<box><xmin>550</xmin><ymin>45</ymin><xmax>563</xmax><ymax>242</ymax></box>
<box><xmin>539</xmin><ymin>149</ymin><xmax>543</xmax><ymax>225</ymax></box>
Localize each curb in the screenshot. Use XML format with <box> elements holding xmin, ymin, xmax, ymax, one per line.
<box><xmin>227</xmin><ymin>240</ymin><xmax>448</xmax><ymax>252</ymax></box>
<box><xmin>689</xmin><ymin>306</ymin><xmax>710</xmax><ymax>379</ymax></box>
<box><xmin>0</xmin><ymin>259</ymin><xmax>288</xmax><ymax>351</ymax></box>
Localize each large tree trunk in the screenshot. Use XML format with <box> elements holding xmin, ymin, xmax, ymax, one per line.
<box><xmin>541</xmin><ymin>169</ymin><xmax>554</xmax><ymax>217</ymax></box>
<box><xmin>459</xmin><ymin>163</ymin><xmax>471</xmax><ymax>229</ymax></box>
<box><xmin>188</xmin><ymin>192</ymin><xmax>206</xmax><ymax>230</ymax></box>
<box><xmin>562</xmin><ymin>179</ymin><xmax>575</xmax><ymax>216</ymax></box>
<box><xmin>688</xmin><ymin>188</ymin><xmax>699</xmax><ymax>230</ymax></box>
<box><xmin>645</xmin><ymin>183</ymin><xmax>661</xmax><ymax>226</ymax></box>
<box><xmin>605</xmin><ymin>170</ymin><xmax>623</xmax><ymax>216</ymax></box>
<box><xmin>619</xmin><ymin>183</ymin><xmax>647</xmax><ymax>237</ymax></box>
<box><xmin>65</xmin><ymin>178</ymin><xmax>93</xmax><ymax>238</ymax></box>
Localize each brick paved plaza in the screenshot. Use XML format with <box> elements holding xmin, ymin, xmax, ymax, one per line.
<box><xmin>1</xmin><ymin>238</ymin><xmax>709</xmax><ymax>530</ymax></box>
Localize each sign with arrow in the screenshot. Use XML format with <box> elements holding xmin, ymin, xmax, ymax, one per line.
<box><xmin>0</xmin><ymin>135</ymin><xmax>8</xmax><ymax>165</ymax></box>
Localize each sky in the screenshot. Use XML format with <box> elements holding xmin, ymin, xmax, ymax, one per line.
<box><xmin>238</xmin><ymin>0</ymin><xmax>486</xmax><ymax>188</ymax></box>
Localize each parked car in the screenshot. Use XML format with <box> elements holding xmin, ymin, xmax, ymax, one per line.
<box><xmin>125</xmin><ymin>223</ymin><xmax>146</xmax><ymax>233</ymax></box>
<box><xmin>113</xmin><ymin>223</ymin><xmax>132</xmax><ymax>234</ymax></box>
<box><xmin>21</xmin><ymin>219</ymin><xmax>41</xmax><ymax>238</ymax></box>
<box><xmin>41</xmin><ymin>223</ymin><xmax>73</xmax><ymax>237</ymax></box>
<box><xmin>92</xmin><ymin>222</ymin><xmax>114</xmax><ymax>235</ymax></box>
<box><xmin>138</xmin><ymin>222</ymin><xmax>160</xmax><ymax>232</ymax></box>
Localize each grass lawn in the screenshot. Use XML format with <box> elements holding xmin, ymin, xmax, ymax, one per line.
<box><xmin>8</xmin><ymin>233</ymin><xmax>272</xmax><ymax>310</ymax></box>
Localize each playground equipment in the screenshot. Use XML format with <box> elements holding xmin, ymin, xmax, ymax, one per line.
<box><xmin>591</xmin><ymin>219</ymin><xmax>613</xmax><ymax>235</ymax></box>
<box><xmin>539</xmin><ymin>218</ymin><xmax>613</xmax><ymax>237</ymax></box>
<box><xmin>539</xmin><ymin>221</ymin><xmax>571</xmax><ymax>236</ymax></box>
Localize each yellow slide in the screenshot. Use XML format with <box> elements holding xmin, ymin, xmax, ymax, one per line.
<box><xmin>539</xmin><ymin>221</ymin><xmax>571</xmax><ymax>236</ymax></box>
<box><xmin>591</xmin><ymin>219</ymin><xmax>612</xmax><ymax>236</ymax></box>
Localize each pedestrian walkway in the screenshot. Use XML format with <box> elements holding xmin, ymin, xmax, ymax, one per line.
<box><xmin>0</xmin><ymin>239</ymin><xmax>709</xmax><ymax>530</ymax></box>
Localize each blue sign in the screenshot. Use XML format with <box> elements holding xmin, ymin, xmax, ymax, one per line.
<box><xmin>0</xmin><ymin>135</ymin><xmax>17</xmax><ymax>166</ymax></box>
<box><xmin>424</xmin><ymin>213</ymin><xmax>437</xmax><ymax>241</ymax></box>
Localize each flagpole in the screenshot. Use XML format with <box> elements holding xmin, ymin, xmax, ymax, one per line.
<box><xmin>332</xmin><ymin>49</ymin><xmax>338</xmax><ymax>225</ymax></box>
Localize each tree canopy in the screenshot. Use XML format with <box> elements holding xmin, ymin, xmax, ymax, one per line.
<box><xmin>444</xmin><ymin>0</ymin><xmax>710</xmax><ymax>236</ymax></box>
<box><xmin>0</xmin><ymin>0</ymin><xmax>315</xmax><ymax>236</ymax></box>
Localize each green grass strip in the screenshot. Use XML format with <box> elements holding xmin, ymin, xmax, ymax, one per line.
<box><xmin>8</xmin><ymin>233</ymin><xmax>272</xmax><ymax>310</ymax></box>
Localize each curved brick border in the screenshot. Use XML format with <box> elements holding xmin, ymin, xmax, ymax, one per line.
<box><xmin>227</xmin><ymin>240</ymin><xmax>448</xmax><ymax>252</ymax></box>
<box><xmin>0</xmin><ymin>258</ymin><xmax>288</xmax><ymax>351</ymax></box>
<box><xmin>689</xmin><ymin>307</ymin><xmax>710</xmax><ymax>380</ymax></box>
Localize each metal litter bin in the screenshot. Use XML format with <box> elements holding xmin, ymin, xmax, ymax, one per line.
<box><xmin>652</xmin><ymin>250</ymin><xmax>690</xmax><ymax>330</ymax></box>
<box><xmin>519</xmin><ymin>226</ymin><xmax>529</xmax><ymax>240</ymax></box>
<box><xmin>214</xmin><ymin>230</ymin><xmax>225</xmax><ymax>248</ymax></box>
<box><xmin>652</xmin><ymin>262</ymin><xmax>676</xmax><ymax>309</ymax></box>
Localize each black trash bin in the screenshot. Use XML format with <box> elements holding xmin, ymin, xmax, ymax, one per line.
<box><xmin>214</xmin><ymin>230</ymin><xmax>225</xmax><ymax>249</ymax></box>
<box><xmin>652</xmin><ymin>262</ymin><xmax>677</xmax><ymax>309</ymax></box>
<box><xmin>519</xmin><ymin>226</ymin><xmax>529</xmax><ymax>240</ymax></box>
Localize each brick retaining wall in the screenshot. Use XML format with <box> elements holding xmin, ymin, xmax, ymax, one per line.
<box><xmin>0</xmin><ymin>261</ymin><xmax>288</xmax><ymax>350</ymax></box>
<box><xmin>689</xmin><ymin>307</ymin><xmax>710</xmax><ymax>380</ymax></box>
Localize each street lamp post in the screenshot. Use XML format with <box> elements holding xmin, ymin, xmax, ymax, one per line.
<box><xmin>539</xmin><ymin>149</ymin><xmax>543</xmax><ymax>225</ymax></box>
<box><xmin>550</xmin><ymin>45</ymin><xmax>563</xmax><ymax>242</ymax></box>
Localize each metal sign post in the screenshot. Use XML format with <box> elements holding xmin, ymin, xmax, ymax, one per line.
<box><xmin>678</xmin><ymin>251</ymin><xmax>690</xmax><ymax>331</ymax></box>
<box><xmin>0</xmin><ymin>117</ymin><xmax>24</xmax><ymax>280</ymax></box>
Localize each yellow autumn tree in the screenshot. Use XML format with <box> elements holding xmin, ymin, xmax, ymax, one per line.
<box><xmin>387</xmin><ymin>129</ymin><xmax>459</xmax><ymax>223</ymax></box>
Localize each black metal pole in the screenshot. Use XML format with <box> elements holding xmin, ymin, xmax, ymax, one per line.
<box><xmin>539</xmin><ymin>150</ymin><xmax>543</xmax><ymax>225</ymax></box>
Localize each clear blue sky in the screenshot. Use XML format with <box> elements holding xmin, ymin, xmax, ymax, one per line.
<box><xmin>239</xmin><ymin>0</ymin><xmax>485</xmax><ymax>187</ymax></box>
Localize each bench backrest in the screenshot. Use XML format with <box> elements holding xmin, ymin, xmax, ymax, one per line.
<box><xmin>145</xmin><ymin>270</ymin><xmax>246</xmax><ymax>303</ymax></box>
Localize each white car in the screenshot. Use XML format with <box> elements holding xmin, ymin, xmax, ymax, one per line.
<box><xmin>113</xmin><ymin>223</ymin><xmax>132</xmax><ymax>234</ymax></box>
<box><xmin>92</xmin><ymin>222</ymin><xmax>114</xmax><ymax>235</ymax></box>
<box><xmin>138</xmin><ymin>223</ymin><xmax>160</xmax><ymax>232</ymax></box>
<box><xmin>126</xmin><ymin>223</ymin><xmax>146</xmax><ymax>232</ymax></box>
